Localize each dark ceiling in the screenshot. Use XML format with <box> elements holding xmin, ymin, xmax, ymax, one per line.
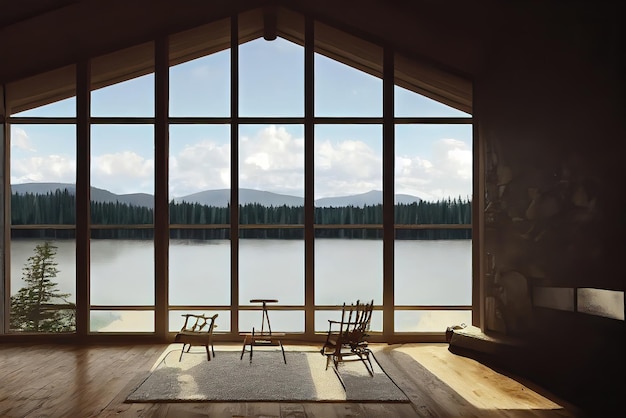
<box><xmin>0</xmin><ymin>0</ymin><xmax>79</xmax><ymax>29</ymax></box>
<box><xmin>0</xmin><ymin>0</ymin><xmax>622</xmax><ymax>86</ymax></box>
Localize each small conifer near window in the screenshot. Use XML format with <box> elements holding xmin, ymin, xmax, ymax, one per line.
<box><xmin>10</xmin><ymin>241</ymin><xmax>76</xmax><ymax>332</ymax></box>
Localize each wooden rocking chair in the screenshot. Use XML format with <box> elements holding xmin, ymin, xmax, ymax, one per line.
<box><xmin>320</xmin><ymin>300</ymin><xmax>374</xmax><ymax>377</ymax></box>
<box><xmin>174</xmin><ymin>313</ymin><xmax>218</xmax><ymax>361</ymax></box>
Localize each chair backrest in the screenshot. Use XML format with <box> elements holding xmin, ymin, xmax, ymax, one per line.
<box><xmin>181</xmin><ymin>313</ymin><xmax>218</xmax><ymax>333</ymax></box>
<box><xmin>338</xmin><ymin>300</ymin><xmax>373</xmax><ymax>344</ymax></box>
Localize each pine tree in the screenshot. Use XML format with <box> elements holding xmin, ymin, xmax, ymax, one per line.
<box><xmin>9</xmin><ymin>241</ymin><xmax>76</xmax><ymax>332</ymax></box>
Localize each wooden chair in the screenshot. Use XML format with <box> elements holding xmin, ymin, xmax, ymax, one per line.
<box><xmin>320</xmin><ymin>300</ymin><xmax>374</xmax><ymax>377</ymax></box>
<box><xmin>174</xmin><ymin>313</ymin><xmax>218</xmax><ymax>361</ymax></box>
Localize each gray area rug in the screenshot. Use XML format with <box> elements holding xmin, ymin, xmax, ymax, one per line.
<box><xmin>126</xmin><ymin>348</ymin><xmax>408</xmax><ymax>402</ymax></box>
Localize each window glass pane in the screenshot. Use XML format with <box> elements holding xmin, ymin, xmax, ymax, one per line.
<box><xmin>169</xmin><ymin>234</ymin><xmax>230</xmax><ymax>306</ymax></box>
<box><xmin>315</xmin><ymin>237</ymin><xmax>382</xmax><ymax>306</ymax></box>
<box><xmin>90</xmin><ymin>234</ymin><xmax>154</xmax><ymax>305</ymax></box>
<box><xmin>239</xmin><ymin>124</ymin><xmax>304</xmax><ymax>213</ymax></box>
<box><xmin>10</xmin><ymin>124</ymin><xmax>76</xmax><ymax>193</ymax></box>
<box><xmin>10</xmin><ymin>238</ymin><xmax>76</xmax><ymax>333</ymax></box>
<box><xmin>395</xmin><ymin>239</ymin><xmax>471</xmax><ymax>306</ymax></box>
<box><xmin>237</xmin><ymin>124</ymin><xmax>304</xmax><ymax>306</ymax></box>
<box><xmin>170</xmin><ymin>50</ymin><xmax>230</xmax><ymax>117</ymax></box>
<box><xmin>239</xmin><ymin>310</ymin><xmax>304</xmax><ymax>333</ymax></box>
<box><xmin>394</xmin><ymin>85</ymin><xmax>470</xmax><ymax>117</ymax></box>
<box><xmin>239</xmin><ymin>235</ymin><xmax>304</xmax><ymax>305</ymax></box>
<box><xmin>91</xmin><ymin>73</ymin><xmax>154</xmax><ymax>117</ymax></box>
<box><xmin>12</xmin><ymin>97</ymin><xmax>76</xmax><ymax>117</ymax></box>
<box><xmin>395</xmin><ymin>124</ymin><xmax>472</xmax><ymax>203</ymax></box>
<box><xmin>314</xmin><ymin>125</ymin><xmax>382</xmax><ymax>306</ymax></box>
<box><xmin>394</xmin><ymin>124</ymin><xmax>472</xmax><ymax>308</ymax></box>
<box><xmin>395</xmin><ymin>310</ymin><xmax>471</xmax><ymax>332</ymax></box>
<box><xmin>315</xmin><ymin>54</ymin><xmax>382</xmax><ymax>116</ymax></box>
<box><xmin>239</xmin><ymin>37</ymin><xmax>303</xmax><ymax>116</ymax></box>
<box><xmin>90</xmin><ymin>124</ymin><xmax>154</xmax><ymax>224</ymax></box>
<box><xmin>9</xmin><ymin>123</ymin><xmax>77</xmax><ymax>333</ymax></box>
<box><xmin>169</xmin><ymin>124</ymin><xmax>230</xmax><ymax>212</ymax></box>
<box><xmin>90</xmin><ymin>310</ymin><xmax>154</xmax><ymax>332</ymax></box>
<box><xmin>315</xmin><ymin>125</ymin><xmax>382</xmax><ymax>202</ymax></box>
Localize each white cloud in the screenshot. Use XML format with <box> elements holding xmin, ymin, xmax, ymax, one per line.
<box><xmin>315</xmin><ymin>139</ymin><xmax>381</xmax><ymax>197</ymax></box>
<box><xmin>170</xmin><ymin>127</ymin><xmax>471</xmax><ymax>201</ymax></box>
<box><xmin>92</xmin><ymin>151</ymin><xmax>154</xmax><ymax>194</ymax></box>
<box><xmin>11</xmin><ymin>155</ymin><xmax>76</xmax><ymax>184</ymax></box>
<box><xmin>10</xmin><ymin>125</ymin><xmax>472</xmax><ymax>201</ymax></box>
<box><xmin>395</xmin><ymin>138</ymin><xmax>472</xmax><ymax>201</ymax></box>
<box><xmin>170</xmin><ymin>140</ymin><xmax>230</xmax><ymax>197</ymax></box>
<box><xmin>239</xmin><ymin>125</ymin><xmax>304</xmax><ymax>196</ymax></box>
<box><xmin>10</xmin><ymin>127</ymin><xmax>36</xmax><ymax>152</ymax></box>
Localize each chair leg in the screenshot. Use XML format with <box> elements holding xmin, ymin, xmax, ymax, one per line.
<box><xmin>279</xmin><ymin>340</ymin><xmax>286</xmax><ymax>364</ymax></box>
<box><xmin>240</xmin><ymin>336</ymin><xmax>247</xmax><ymax>360</ymax></box>
<box><xmin>361</xmin><ymin>353</ymin><xmax>374</xmax><ymax>376</ymax></box>
<box><xmin>179</xmin><ymin>344</ymin><xmax>186</xmax><ymax>362</ymax></box>
<box><xmin>332</xmin><ymin>364</ymin><xmax>347</xmax><ymax>391</ymax></box>
<box><xmin>205</xmin><ymin>344</ymin><xmax>211</xmax><ymax>361</ymax></box>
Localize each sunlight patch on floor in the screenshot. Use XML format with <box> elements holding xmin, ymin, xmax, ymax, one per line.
<box><xmin>395</xmin><ymin>344</ymin><xmax>566</xmax><ymax>411</ymax></box>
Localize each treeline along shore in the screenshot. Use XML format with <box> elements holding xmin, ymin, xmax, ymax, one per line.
<box><xmin>11</xmin><ymin>190</ymin><xmax>471</xmax><ymax>240</ymax></box>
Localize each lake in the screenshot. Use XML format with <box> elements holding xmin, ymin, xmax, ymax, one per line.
<box><xmin>9</xmin><ymin>238</ymin><xmax>472</xmax><ymax>333</ymax></box>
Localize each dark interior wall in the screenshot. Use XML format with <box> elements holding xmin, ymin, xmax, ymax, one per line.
<box><xmin>475</xmin><ymin>1</ymin><xmax>625</xmax><ymax>412</ymax></box>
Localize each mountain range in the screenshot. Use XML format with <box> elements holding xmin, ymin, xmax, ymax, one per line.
<box><xmin>10</xmin><ymin>183</ymin><xmax>421</xmax><ymax>208</ymax></box>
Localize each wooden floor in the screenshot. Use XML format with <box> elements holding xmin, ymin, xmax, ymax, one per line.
<box><xmin>0</xmin><ymin>342</ymin><xmax>582</xmax><ymax>418</ymax></box>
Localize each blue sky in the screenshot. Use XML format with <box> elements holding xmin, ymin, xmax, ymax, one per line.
<box><xmin>10</xmin><ymin>37</ymin><xmax>472</xmax><ymax>202</ymax></box>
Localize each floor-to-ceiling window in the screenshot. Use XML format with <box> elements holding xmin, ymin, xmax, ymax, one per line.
<box><xmin>7</xmin><ymin>71</ymin><xmax>78</xmax><ymax>334</ymax></box>
<box><xmin>168</xmin><ymin>24</ymin><xmax>232</xmax><ymax>333</ymax></box>
<box><xmin>313</xmin><ymin>46</ymin><xmax>385</xmax><ymax>330</ymax></box>
<box><xmin>87</xmin><ymin>43</ymin><xmax>156</xmax><ymax>333</ymax></box>
<box><xmin>237</xmin><ymin>34</ymin><xmax>306</xmax><ymax>334</ymax></box>
<box><xmin>393</xmin><ymin>87</ymin><xmax>473</xmax><ymax>332</ymax></box>
<box><xmin>3</xmin><ymin>9</ymin><xmax>472</xmax><ymax>339</ymax></box>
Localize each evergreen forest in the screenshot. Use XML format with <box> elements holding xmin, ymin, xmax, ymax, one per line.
<box><xmin>11</xmin><ymin>189</ymin><xmax>471</xmax><ymax>240</ymax></box>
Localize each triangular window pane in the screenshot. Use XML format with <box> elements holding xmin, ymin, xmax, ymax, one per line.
<box><xmin>91</xmin><ymin>74</ymin><xmax>155</xmax><ymax>117</ymax></box>
<box><xmin>12</xmin><ymin>97</ymin><xmax>76</xmax><ymax>117</ymax></box>
<box><xmin>239</xmin><ymin>37</ymin><xmax>303</xmax><ymax>117</ymax></box>
<box><xmin>315</xmin><ymin>54</ymin><xmax>382</xmax><ymax>117</ymax></box>
<box><xmin>395</xmin><ymin>85</ymin><xmax>470</xmax><ymax>117</ymax></box>
<box><xmin>170</xmin><ymin>50</ymin><xmax>230</xmax><ymax>117</ymax></box>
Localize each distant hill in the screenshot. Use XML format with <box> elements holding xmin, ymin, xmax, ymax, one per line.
<box><xmin>11</xmin><ymin>183</ymin><xmax>154</xmax><ymax>209</ymax></box>
<box><xmin>176</xmin><ymin>189</ymin><xmax>421</xmax><ymax>207</ymax></box>
<box><xmin>315</xmin><ymin>190</ymin><xmax>421</xmax><ymax>207</ymax></box>
<box><xmin>174</xmin><ymin>188</ymin><xmax>305</xmax><ymax>207</ymax></box>
<box><xmin>11</xmin><ymin>183</ymin><xmax>421</xmax><ymax>208</ymax></box>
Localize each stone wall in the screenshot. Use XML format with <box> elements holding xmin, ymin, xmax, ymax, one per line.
<box><xmin>474</xmin><ymin>5</ymin><xmax>625</xmax><ymax>412</ymax></box>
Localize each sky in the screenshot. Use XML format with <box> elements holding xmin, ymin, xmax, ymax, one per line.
<box><xmin>10</xmin><ymin>37</ymin><xmax>472</xmax><ymax>202</ymax></box>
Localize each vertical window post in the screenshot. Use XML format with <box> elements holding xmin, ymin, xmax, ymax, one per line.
<box><xmin>76</xmin><ymin>60</ymin><xmax>91</xmax><ymax>338</ymax></box>
<box><xmin>383</xmin><ymin>46</ymin><xmax>395</xmax><ymax>340</ymax></box>
<box><xmin>304</xmin><ymin>16</ymin><xmax>315</xmax><ymax>338</ymax></box>
<box><xmin>230</xmin><ymin>14</ymin><xmax>240</xmax><ymax>337</ymax></box>
<box><xmin>155</xmin><ymin>36</ymin><xmax>169</xmax><ymax>338</ymax></box>
<box><xmin>0</xmin><ymin>84</ymin><xmax>6</xmax><ymax>334</ymax></box>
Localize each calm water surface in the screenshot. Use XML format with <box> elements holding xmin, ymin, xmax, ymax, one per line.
<box><xmin>10</xmin><ymin>239</ymin><xmax>472</xmax><ymax>332</ymax></box>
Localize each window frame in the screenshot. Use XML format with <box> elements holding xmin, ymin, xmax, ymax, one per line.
<box><xmin>2</xmin><ymin>11</ymin><xmax>473</xmax><ymax>342</ymax></box>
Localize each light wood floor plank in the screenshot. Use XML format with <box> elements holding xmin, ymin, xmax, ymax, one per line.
<box><xmin>0</xmin><ymin>343</ymin><xmax>582</xmax><ymax>418</ymax></box>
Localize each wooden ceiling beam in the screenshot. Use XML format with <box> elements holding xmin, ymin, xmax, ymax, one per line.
<box><xmin>0</xmin><ymin>0</ymin><xmax>269</xmax><ymax>84</ymax></box>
